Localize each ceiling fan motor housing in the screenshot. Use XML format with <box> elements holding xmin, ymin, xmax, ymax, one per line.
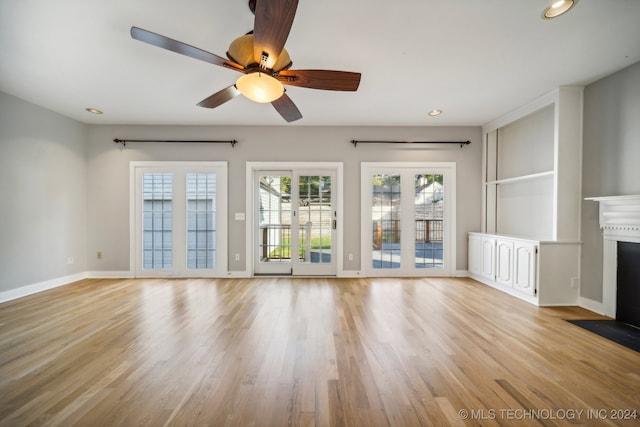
<box><xmin>227</xmin><ymin>34</ymin><xmax>292</xmax><ymax>72</ymax></box>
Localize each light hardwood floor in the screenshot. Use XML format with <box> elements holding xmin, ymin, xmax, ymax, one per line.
<box><xmin>0</xmin><ymin>277</ymin><xmax>638</xmax><ymax>426</ymax></box>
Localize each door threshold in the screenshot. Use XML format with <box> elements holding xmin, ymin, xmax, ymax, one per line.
<box><xmin>253</xmin><ymin>273</ymin><xmax>292</xmax><ymax>277</ymax></box>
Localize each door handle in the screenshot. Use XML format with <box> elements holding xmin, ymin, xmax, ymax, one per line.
<box><xmin>332</xmin><ymin>220</ymin><xmax>337</xmax><ymax>229</ymax></box>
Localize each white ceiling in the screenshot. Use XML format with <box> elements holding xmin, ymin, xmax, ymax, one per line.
<box><xmin>1</xmin><ymin>0</ymin><xmax>639</xmax><ymax>127</ymax></box>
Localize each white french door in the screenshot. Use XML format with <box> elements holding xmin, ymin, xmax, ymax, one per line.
<box><xmin>251</xmin><ymin>165</ymin><xmax>339</xmax><ymax>276</ymax></box>
<box><xmin>131</xmin><ymin>162</ymin><xmax>227</xmax><ymax>277</ymax></box>
<box><xmin>254</xmin><ymin>171</ymin><xmax>293</xmax><ymax>275</ymax></box>
<box><xmin>295</xmin><ymin>171</ymin><xmax>336</xmax><ymax>275</ymax></box>
<box><xmin>361</xmin><ymin>162</ymin><xmax>455</xmax><ymax>276</ymax></box>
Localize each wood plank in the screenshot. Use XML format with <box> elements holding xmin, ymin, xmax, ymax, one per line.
<box><xmin>0</xmin><ymin>277</ymin><xmax>638</xmax><ymax>426</ymax></box>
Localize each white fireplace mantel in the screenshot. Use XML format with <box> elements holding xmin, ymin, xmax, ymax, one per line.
<box><xmin>586</xmin><ymin>194</ymin><xmax>640</xmax><ymax>234</ymax></box>
<box><xmin>586</xmin><ymin>195</ymin><xmax>640</xmax><ymax>317</ymax></box>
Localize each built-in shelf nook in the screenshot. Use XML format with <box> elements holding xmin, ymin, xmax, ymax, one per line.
<box><xmin>468</xmin><ymin>87</ymin><xmax>584</xmax><ymax>305</ymax></box>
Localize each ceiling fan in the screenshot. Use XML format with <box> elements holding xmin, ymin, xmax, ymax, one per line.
<box><xmin>130</xmin><ymin>0</ymin><xmax>361</xmax><ymax>122</ymax></box>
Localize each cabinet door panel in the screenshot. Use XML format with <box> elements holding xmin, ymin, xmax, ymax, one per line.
<box><xmin>480</xmin><ymin>237</ymin><xmax>496</xmax><ymax>280</ymax></box>
<box><xmin>468</xmin><ymin>235</ymin><xmax>482</xmax><ymax>275</ymax></box>
<box><xmin>513</xmin><ymin>242</ymin><xmax>537</xmax><ymax>295</ymax></box>
<box><xmin>496</xmin><ymin>240</ymin><xmax>514</xmax><ymax>287</ymax></box>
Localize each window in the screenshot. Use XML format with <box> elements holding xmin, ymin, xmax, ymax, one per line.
<box><xmin>132</xmin><ymin>162</ymin><xmax>227</xmax><ymax>277</ymax></box>
<box><xmin>143</xmin><ymin>173</ymin><xmax>173</xmax><ymax>269</ymax></box>
<box><xmin>187</xmin><ymin>173</ymin><xmax>217</xmax><ymax>269</ymax></box>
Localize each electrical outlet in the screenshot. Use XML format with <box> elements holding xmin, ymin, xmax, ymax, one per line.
<box><xmin>348</xmin><ymin>253</ymin><xmax>353</xmax><ymax>261</ymax></box>
<box><xmin>235</xmin><ymin>253</ymin><xmax>240</xmax><ymax>261</ymax></box>
<box><xmin>571</xmin><ymin>277</ymin><xmax>580</xmax><ymax>289</ymax></box>
<box><xmin>67</xmin><ymin>256</ymin><xmax>74</xmax><ymax>265</ymax></box>
<box><xmin>97</xmin><ymin>251</ymin><xmax>102</xmax><ymax>259</ymax></box>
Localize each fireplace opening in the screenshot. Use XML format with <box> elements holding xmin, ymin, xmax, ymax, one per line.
<box><xmin>617</xmin><ymin>241</ymin><xmax>640</xmax><ymax>328</ymax></box>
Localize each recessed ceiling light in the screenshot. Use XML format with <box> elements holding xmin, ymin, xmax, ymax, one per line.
<box><xmin>428</xmin><ymin>109</ymin><xmax>442</xmax><ymax>117</ymax></box>
<box><xmin>85</xmin><ymin>107</ymin><xmax>103</xmax><ymax>115</ymax></box>
<box><xmin>543</xmin><ymin>0</ymin><xmax>576</xmax><ymax>19</ymax></box>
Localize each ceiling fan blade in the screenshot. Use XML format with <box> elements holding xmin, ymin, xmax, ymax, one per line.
<box><xmin>197</xmin><ymin>85</ymin><xmax>241</xmax><ymax>109</ymax></box>
<box><xmin>131</xmin><ymin>26</ymin><xmax>245</xmax><ymax>72</ymax></box>
<box><xmin>272</xmin><ymin>93</ymin><xmax>302</xmax><ymax>122</ymax></box>
<box><xmin>276</xmin><ymin>70</ymin><xmax>361</xmax><ymax>91</ymax></box>
<box><xmin>253</xmin><ymin>0</ymin><xmax>298</xmax><ymax>69</ymax></box>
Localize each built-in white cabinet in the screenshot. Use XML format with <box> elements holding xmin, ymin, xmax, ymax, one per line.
<box><xmin>469</xmin><ymin>233</ymin><xmax>496</xmax><ymax>280</ymax></box>
<box><xmin>469</xmin><ymin>87</ymin><xmax>583</xmax><ymax>306</ymax></box>
<box><xmin>468</xmin><ymin>233</ymin><xmax>580</xmax><ymax>305</ymax></box>
<box><xmin>469</xmin><ymin>233</ymin><xmax>538</xmax><ymax>301</ymax></box>
<box><xmin>495</xmin><ymin>238</ymin><xmax>537</xmax><ymax>296</ymax></box>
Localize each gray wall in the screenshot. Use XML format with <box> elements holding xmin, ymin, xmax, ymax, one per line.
<box><xmin>4</xmin><ymin>55</ymin><xmax>637</xmax><ymax>300</ymax></box>
<box><xmin>581</xmin><ymin>61</ymin><xmax>640</xmax><ymax>302</ymax></box>
<box><xmin>0</xmin><ymin>92</ymin><xmax>88</xmax><ymax>292</ymax></box>
<box><xmin>0</xmin><ymin>89</ymin><xmax>481</xmax><ymax>294</ymax></box>
<box><xmin>86</xmin><ymin>124</ymin><xmax>482</xmax><ymax>274</ymax></box>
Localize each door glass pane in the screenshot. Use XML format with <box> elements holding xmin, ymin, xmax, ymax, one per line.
<box><xmin>298</xmin><ymin>175</ymin><xmax>332</xmax><ymax>264</ymax></box>
<box><xmin>187</xmin><ymin>173</ymin><xmax>216</xmax><ymax>269</ymax></box>
<box><xmin>143</xmin><ymin>173</ymin><xmax>173</xmax><ymax>269</ymax></box>
<box><xmin>258</xmin><ymin>175</ymin><xmax>292</xmax><ymax>263</ymax></box>
<box><xmin>372</xmin><ymin>174</ymin><xmax>401</xmax><ymax>268</ymax></box>
<box><xmin>415</xmin><ymin>174</ymin><xmax>444</xmax><ymax>268</ymax></box>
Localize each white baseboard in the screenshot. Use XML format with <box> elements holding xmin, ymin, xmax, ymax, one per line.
<box><xmin>0</xmin><ymin>272</ymin><xmax>88</xmax><ymax>304</ymax></box>
<box><xmin>467</xmin><ymin>273</ymin><xmax>539</xmax><ymax>306</ymax></box>
<box><xmin>87</xmin><ymin>271</ymin><xmax>133</xmax><ymax>279</ymax></box>
<box><xmin>88</xmin><ymin>271</ymin><xmax>254</xmax><ymax>279</ymax></box>
<box><xmin>578</xmin><ymin>296</ymin><xmax>607</xmax><ymax>316</ymax></box>
<box><xmin>337</xmin><ymin>271</ymin><xmax>466</xmax><ymax>278</ymax></box>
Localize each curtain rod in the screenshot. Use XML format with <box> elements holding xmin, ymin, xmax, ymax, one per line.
<box><xmin>113</xmin><ymin>138</ymin><xmax>237</xmax><ymax>148</ymax></box>
<box><xmin>351</xmin><ymin>140</ymin><xmax>471</xmax><ymax>148</ymax></box>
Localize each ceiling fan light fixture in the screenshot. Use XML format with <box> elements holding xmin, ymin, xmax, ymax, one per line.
<box><xmin>236</xmin><ymin>72</ymin><xmax>284</xmax><ymax>103</ymax></box>
<box><xmin>543</xmin><ymin>0</ymin><xmax>576</xmax><ymax>19</ymax></box>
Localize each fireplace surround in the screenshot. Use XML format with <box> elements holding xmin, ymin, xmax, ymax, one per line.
<box><xmin>586</xmin><ymin>195</ymin><xmax>640</xmax><ymax>319</ymax></box>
